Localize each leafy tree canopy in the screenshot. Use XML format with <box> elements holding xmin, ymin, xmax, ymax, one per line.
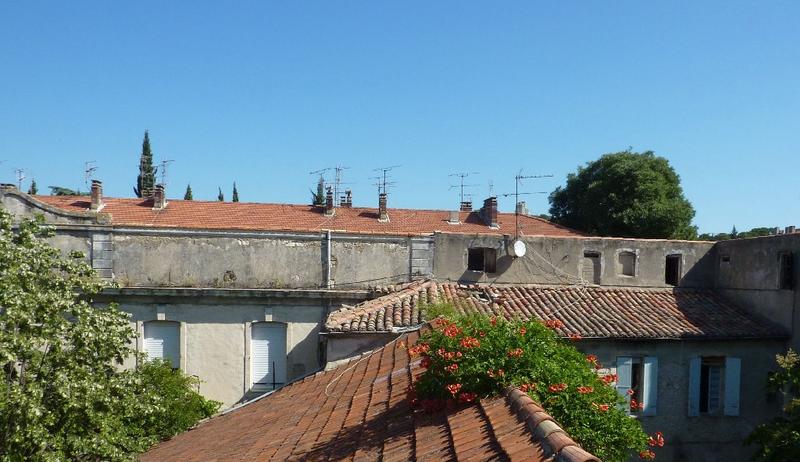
<box><xmin>184</xmin><ymin>183</ymin><xmax>193</xmax><ymax>201</ymax></box>
<box><xmin>27</xmin><ymin>179</ymin><xmax>37</xmax><ymax>195</ymax></box>
<box><xmin>698</xmin><ymin>226</ymin><xmax>773</xmax><ymax>241</ymax></box>
<box><xmin>549</xmin><ymin>150</ymin><xmax>697</xmax><ymax>239</ymax></box>
<box><xmin>47</xmin><ymin>186</ymin><xmax>83</xmax><ymax>196</ymax></box>
<box><xmin>0</xmin><ymin>208</ymin><xmax>219</xmax><ymax>461</ymax></box>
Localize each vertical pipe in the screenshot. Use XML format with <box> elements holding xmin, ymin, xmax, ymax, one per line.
<box><xmin>326</xmin><ymin>230</ymin><xmax>332</xmax><ymax>288</ymax></box>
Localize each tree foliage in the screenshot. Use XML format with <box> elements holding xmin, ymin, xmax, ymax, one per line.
<box><xmin>27</xmin><ymin>179</ymin><xmax>37</xmax><ymax>195</ymax></box>
<box><xmin>47</xmin><ymin>186</ymin><xmax>82</xmax><ymax>196</ymax></box>
<box><xmin>134</xmin><ymin>130</ymin><xmax>157</xmax><ymax>198</ymax></box>
<box><xmin>232</xmin><ymin>182</ymin><xmax>239</xmax><ymax>203</ymax></box>
<box><xmin>0</xmin><ymin>208</ymin><xmax>219</xmax><ymax>461</ymax></box>
<box><xmin>184</xmin><ymin>184</ymin><xmax>193</xmax><ymax>201</ymax></box>
<box><xmin>217</xmin><ymin>187</ymin><xmax>224</xmax><ymax>202</ymax></box>
<box><xmin>746</xmin><ymin>349</ymin><xmax>800</xmax><ymax>461</ymax></box>
<box><xmin>698</xmin><ymin>226</ymin><xmax>773</xmax><ymax>241</ymax></box>
<box><xmin>311</xmin><ymin>176</ymin><xmax>325</xmax><ymax>206</ymax></box>
<box><xmin>549</xmin><ymin>151</ymin><xmax>697</xmax><ymax>239</ymax></box>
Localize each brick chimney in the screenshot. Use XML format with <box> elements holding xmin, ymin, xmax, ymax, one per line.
<box><xmin>481</xmin><ymin>196</ymin><xmax>498</xmax><ymax>228</ymax></box>
<box><xmin>153</xmin><ymin>184</ymin><xmax>167</xmax><ymax>210</ymax></box>
<box><xmin>378</xmin><ymin>193</ymin><xmax>389</xmax><ymax>222</ymax></box>
<box><xmin>340</xmin><ymin>190</ymin><xmax>352</xmax><ymax>208</ymax></box>
<box><xmin>516</xmin><ymin>201</ymin><xmax>529</xmax><ymax>215</ymax></box>
<box><xmin>324</xmin><ymin>187</ymin><xmax>335</xmax><ymax>216</ymax></box>
<box><xmin>90</xmin><ymin>180</ymin><xmax>104</xmax><ymax>211</ymax></box>
<box><xmin>460</xmin><ymin>201</ymin><xmax>473</xmax><ymax>212</ymax></box>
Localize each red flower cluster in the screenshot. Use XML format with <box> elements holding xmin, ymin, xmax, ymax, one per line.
<box><xmin>431</xmin><ymin>318</ymin><xmax>449</xmax><ymax>329</ymax></box>
<box><xmin>460</xmin><ymin>336</ymin><xmax>480</xmax><ymax>349</ymax></box>
<box><xmin>518</xmin><ymin>383</ymin><xmax>537</xmax><ymax>393</ymax></box>
<box><xmin>638</xmin><ymin>449</ymin><xmax>656</xmax><ymax>460</ymax></box>
<box><xmin>519</xmin><ymin>327</ymin><xmax>527</xmax><ymax>336</ymax></box>
<box><xmin>486</xmin><ymin>368</ymin><xmax>505</xmax><ymax>378</ymax></box>
<box><xmin>458</xmin><ymin>392</ymin><xmax>477</xmax><ymax>403</ymax></box>
<box><xmin>627</xmin><ymin>389</ymin><xmax>635</xmax><ymax>396</ymax></box>
<box><xmin>577</xmin><ymin>386</ymin><xmax>594</xmax><ymax>394</ymax></box>
<box><xmin>507</xmin><ymin>348</ymin><xmax>524</xmax><ymax>358</ymax></box>
<box><xmin>592</xmin><ymin>402</ymin><xmax>610</xmax><ymax>412</ymax></box>
<box><xmin>446</xmin><ymin>383</ymin><xmax>462</xmax><ymax>396</ymax></box>
<box><xmin>548</xmin><ymin>383</ymin><xmax>568</xmax><ymax>393</ymax></box>
<box><xmin>568</xmin><ymin>333</ymin><xmax>583</xmax><ymax>341</ymax></box>
<box><xmin>420</xmin><ymin>357</ymin><xmax>432</xmax><ymax>369</ymax></box>
<box><xmin>490</xmin><ymin>316</ymin><xmax>498</xmax><ymax>326</ymax></box>
<box><xmin>443</xmin><ymin>324</ymin><xmax>462</xmax><ymax>338</ymax></box>
<box><xmin>445</xmin><ymin>363</ymin><xmax>459</xmax><ymax>373</ymax></box>
<box><xmin>478</xmin><ymin>331</ymin><xmax>486</xmax><ymax>337</ymax></box>
<box><xmin>585</xmin><ymin>354</ymin><xmax>598</xmax><ymax>364</ymax></box>
<box><xmin>543</xmin><ymin>319</ymin><xmax>564</xmax><ymax>329</ymax></box>
<box><xmin>600</xmin><ymin>373</ymin><xmax>617</xmax><ymax>384</ymax></box>
<box><xmin>648</xmin><ymin>432</ymin><xmax>665</xmax><ymax>448</ymax></box>
<box><xmin>436</xmin><ymin>349</ymin><xmax>462</xmax><ymax>361</ymax></box>
<box><xmin>630</xmin><ymin>398</ymin><xmax>645</xmax><ymax>411</ymax></box>
<box><xmin>408</xmin><ymin>343</ymin><xmax>430</xmax><ymax>357</ymax></box>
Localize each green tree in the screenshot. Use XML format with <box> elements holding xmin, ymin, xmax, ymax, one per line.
<box><xmin>731</xmin><ymin>225</ymin><xmax>739</xmax><ymax>239</ymax></box>
<box><xmin>47</xmin><ymin>186</ymin><xmax>82</xmax><ymax>196</ymax></box>
<box><xmin>134</xmin><ymin>130</ymin><xmax>157</xmax><ymax>198</ymax></box>
<box><xmin>311</xmin><ymin>176</ymin><xmax>325</xmax><ymax>206</ymax></box>
<box><xmin>184</xmin><ymin>184</ymin><xmax>193</xmax><ymax>200</ymax></box>
<box><xmin>27</xmin><ymin>179</ymin><xmax>37</xmax><ymax>195</ymax></box>
<box><xmin>747</xmin><ymin>349</ymin><xmax>800</xmax><ymax>461</ymax></box>
<box><xmin>217</xmin><ymin>187</ymin><xmax>224</xmax><ymax>202</ymax></box>
<box><xmin>549</xmin><ymin>150</ymin><xmax>697</xmax><ymax>239</ymax></box>
<box><xmin>0</xmin><ymin>208</ymin><xmax>219</xmax><ymax>460</ymax></box>
<box><xmin>232</xmin><ymin>182</ymin><xmax>239</xmax><ymax>202</ymax></box>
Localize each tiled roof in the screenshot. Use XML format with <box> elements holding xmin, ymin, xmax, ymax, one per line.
<box><xmin>140</xmin><ymin>329</ymin><xmax>599</xmax><ymax>462</ymax></box>
<box><xmin>32</xmin><ymin>195</ymin><xmax>583</xmax><ymax>237</ymax></box>
<box><xmin>325</xmin><ymin>281</ymin><xmax>787</xmax><ymax>339</ymax></box>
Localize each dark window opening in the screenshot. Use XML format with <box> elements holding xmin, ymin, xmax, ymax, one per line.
<box><xmin>630</xmin><ymin>361</ymin><xmax>644</xmax><ymax>404</ymax></box>
<box><xmin>780</xmin><ymin>253</ymin><xmax>794</xmax><ymax>290</ymax></box>
<box><xmin>468</xmin><ymin>248</ymin><xmax>497</xmax><ymax>273</ymax></box>
<box><xmin>665</xmin><ymin>254</ymin><xmax>682</xmax><ymax>286</ymax></box>
<box><xmin>721</xmin><ymin>255</ymin><xmax>731</xmax><ymax>263</ymax></box>
<box><xmin>700</xmin><ymin>357</ymin><xmax>724</xmax><ymax>414</ymax></box>
<box><xmin>583</xmin><ymin>251</ymin><xmax>601</xmax><ymax>284</ymax></box>
<box><xmin>618</xmin><ymin>251</ymin><xmax>636</xmax><ymax>277</ymax></box>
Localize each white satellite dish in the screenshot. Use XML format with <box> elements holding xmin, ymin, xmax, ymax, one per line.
<box><xmin>510</xmin><ymin>239</ymin><xmax>527</xmax><ymax>258</ymax></box>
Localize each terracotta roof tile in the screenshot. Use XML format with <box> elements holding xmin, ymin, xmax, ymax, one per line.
<box><xmin>32</xmin><ymin>195</ymin><xmax>583</xmax><ymax>237</ymax></box>
<box><xmin>325</xmin><ymin>281</ymin><xmax>787</xmax><ymax>339</ymax></box>
<box><xmin>140</xmin><ymin>329</ymin><xmax>598</xmax><ymax>461</ymax></box>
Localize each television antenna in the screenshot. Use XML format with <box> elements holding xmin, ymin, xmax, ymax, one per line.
<box><xmin>372</xmin><ymin>165</ymin><xmax>400</xmax><ymax>195</ymax></box>
<box><xmin>159</xmin><ymin>159</ymin><xmax>175</xmax><ymax>187</ymax></box>
<box><xmin>448</xmin><ymin>172</ymin><xmax>479</xmax><ymax>205</ymax></box>
<box><xmin>14</xmin><ymin>168</ymin><xmax>26</xmax><ymax>190</ymax></box>
<box><xmin>84</xmin><ymin>161</ymin><xmax>97</xmax><ymax>189</ymax></box>
<box><xmin>332</xmin><ymin>165</ymin><xmax>352</xmax><ymax>206</ymax></box>
<box><xmin>505</xmin><ymin>170</ymin><xmax>554</xmax><ymax>255</ymax></box>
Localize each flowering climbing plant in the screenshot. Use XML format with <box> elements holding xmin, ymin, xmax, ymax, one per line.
<box><xmin>411</xmin><ymin>313</ymin><xmax>663</xmax><ymax>462</ymax></box>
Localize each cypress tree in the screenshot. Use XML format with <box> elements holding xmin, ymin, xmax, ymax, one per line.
<box><xmin>134</xmin><ymin>130</ymin><xmax>157</xmax><ymax>198</ymax></box>
<box><xmin>217</xmin><ymin>187</ymin><xmax>224</xmax><ymax>202</ymax></box>
<box><xmin>232</xmin><ymin>182</ymin><xmax>239</xmax><ymax>202</ymax></box>
<box><xmin>184</xmin><ymin>184</ymin><xmax>193</xmax><ymax>200</ymax></box>
<box><xmin>311</xmin><ymin>176</ymin><xmax>325</xmax><ymax>206</ymax></box>
<box><xmin>28</xmin><ymin>179</ymin><xmax>38</xmax><ymax>195</ymax></box>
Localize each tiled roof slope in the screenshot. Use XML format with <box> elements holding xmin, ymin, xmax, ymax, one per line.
<box><xmin>326</xmin><ymin>281</ymin><xmax>787</xmax><ymax>339</ymax></box>
<box><xmin>32</xmin><ymin>195</ymin><xmax>583</xmax><ymax>237</ymax></box>
<box><xmin>140</xmin><ymin>330</ymin><xmax>599</xmax><ymax>462</ymax></box>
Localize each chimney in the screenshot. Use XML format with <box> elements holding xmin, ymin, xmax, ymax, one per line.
<box><xmin>448</xmin><ymin>210</ymin><xmax>460</xmax><ymax>225</ymax></box>
<box><xmin>153</xmin><ymin>184</ymin><xmax>167</xmax><ymax>210</ymax></box>
<box><xmin>378</xmin><ymin>192</ymin><xmax>389</xmax><ymax>222</ymax></box>
<box><xmin>516</xmin><ymin>201</ymin><xmax>529</xmax><ymax>215</ymax></box>
<box><xmin>460</xmin><ymin>201</ymin><xmax>473</xmax><ymax>212</ymax></box>
<box><xmin>787</xmin><ymin>226</ymin><xmax>797</xmax><ymax>234</ymax></box>
<box><xmin>481</xmin><ymin>196</ymin><xmax>498</xmax><ymax>228</ymax></box>
<box><xmin>90</xmin><ymin>180</ymin><xmax>104</xmax><ymax>211</ymax></box>
<box><xmin>324</xmin><ymin>187</ymin><xmax>335</xmax><ymax>216</ymax></box>
<box><xmin>0</xmin><ymin>183</ymin><xmax>16</xmax><ymax>191</ymax></box>
<box><xmin>770</xmin><ymin>227</ymin><xmax>780</xmax><ymax>235</ymax></box>
<box><xmin>340</xmin><ymin>190</ymin><xmax>352</xmax><ymax>208</ymax></box>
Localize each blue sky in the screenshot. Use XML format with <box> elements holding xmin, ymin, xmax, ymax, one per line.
<box><xmin>1</xmin><ymin>1</ymin><xmax>797</xmax><ymax>233</ymax></box>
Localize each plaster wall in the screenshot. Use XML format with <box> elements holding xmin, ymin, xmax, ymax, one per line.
<box><xmin>433</xmin><ymin>233</ymin><xmax>715</xmax><ymax>287</ymax></box>
<box><xmin>323</xmin><ymin>332</ymin><xmax>400</xmax><ymax>369</ymax></box>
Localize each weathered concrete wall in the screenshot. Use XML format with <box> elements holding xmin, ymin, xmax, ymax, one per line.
<box><xmin>433</xmin><ymin>233</ymin><xmax>715</xmax><ymax>288</ymax></box>
<box><xmin>580</xmin><ymin>338</ymin><xmax>785</xmax><ymax>462</ymax></box>
<box><xmin>323</xmin><ymin>332</ymin><xmax>400</xmax><ymax>369</ymax></box>
<box><xmin>329</xmin><ymin>236</ymin><xmax>416</xmax><ymax>288</ymax></box>
<box><xmin>715</xmin><ymin>235</ymin><xmax>800</xmax><ymax>348</ymax></box>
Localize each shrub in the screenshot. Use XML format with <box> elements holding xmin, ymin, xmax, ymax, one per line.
<box><xmin>412</xmin><ymin>313</ymin><xmax>659</xmax><ymax>462</ymax></box>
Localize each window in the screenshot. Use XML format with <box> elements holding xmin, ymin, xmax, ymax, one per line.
<box><xmin>616</xmin><ymin>356</ymin><xmax>658</xmax><ymax>416</ymax></box>
<box><xmin>688</xmin><ymin>356</ymin><xmax>740</xmax><ymax>416</ymax></box>
<box><xmin>143</xmin><ymin>321</ymin><xmax>180</xmax><ymax>367</ymax></box>
<box><xmin>583</xmin><ymin>251</ymin><xmax>601</xmax><ymax>284</ymax></box>
<box><xmin>665</xmin><ymin>254</ymin><xmax>682</xmax><ymax>286</ymax></box>
<box><xmin>251</xmin><ymin>323</ymin><xmax>287</xmax><ymax>390</ymax></box>
<box><xmin>617</xmin><ymin>251</ymin><xmax>636</xmax><ymax>277</ymax></box>
<box><xmin>779</xmin><ymin>252</ymin><xmax>794</xmax><ymax>290</ymax></box>
<box><xmin>721</xmin><ymin>255</ymin><xmax>731</xmax><ymax>263</ymax></box>
<box><xmin>468</xmin><ymin>248</ymin><xmax>497</xmax><ymax>273</ymax></box>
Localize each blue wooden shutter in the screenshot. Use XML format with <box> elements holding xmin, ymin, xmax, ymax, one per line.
<box><xmin>724</xmin><ymin>357</ymin><xmax>741</xmax><ymax>416</ymax></box>
<box><xmin>688</xmin><ymin>357</ymin><xmax>701</xmax><ymax>416</ymax></box>
<box><xmin>642</xmin><ymin>356</ymin><xmax>658</xmax><ymax>416</ymax></box>
<box><xmin>616</xmin><ymin>357</ymin><xmax>633</xmax><ymax>413</ymax></box>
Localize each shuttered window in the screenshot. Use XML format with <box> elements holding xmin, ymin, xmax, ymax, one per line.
<box><xmin>143</xmin><ymin>321</ymin><xmax>180</xmax><ymax>367</ymax></box>
<box><xmin>616</xmin><ymin>356</ymin><xmax>658</xmax><ymax>416</ymax></box>
<box><xmin>251</xmin><ymin>323</ymin><xmax>287</xmax><ymax>390</ymax></box>
<box><xmin>688</xmin><ymin>356</ymin><xmax>740</xmax><ymax>416</ymax></box>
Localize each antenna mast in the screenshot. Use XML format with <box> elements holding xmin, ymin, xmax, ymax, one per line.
<box><xmin>372</xmin><ymin>165</ymin><xmax>400</xmax><ymax>195</ymax></box>
<box><xmin>15</xmin><ymin>168</ymin><xmax>26</xmax><ymax>190</ymax></box>
<box><xmin>159</xmin><ymin>159</ymin><xmax>175</xmax><ymax>188</ymax></box>
<box><xmin>448</xmin><ymin>172</ymin><xmax>479</xmax><ymax>205</ymax></box>
<box><xmin>83</xmin><ymin>161</ymin><xmax>97</xmax><ymax>190</ymax></box>
<box><xmin>511</xmin><ymin>170</ymin><xmax>553</xmax><ymax>238</ymax></box>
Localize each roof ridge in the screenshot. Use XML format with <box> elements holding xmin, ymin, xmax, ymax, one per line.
<box><xmin>504</xmin><ymin>387</ymin><xmax>600</xmax><ymax>462</ymax></box>
<box><xmin>324</xmin><ymin>279</ymin><xmax>434</xmax><ymax>330</ymax></box>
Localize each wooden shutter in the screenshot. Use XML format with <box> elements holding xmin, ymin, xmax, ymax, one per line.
<box><xmin>251</xmin><ymin>323</ymin><xmax>287</xmax><ymax>388</ymax></box>
<box><xmin>724</xmin><ymin>357</ymin><xmax>741</xmax><ymax>416</ymax></box>
<box><xmin>143</xmin><ymin>321</ymin><xmax>180</xmax><ymax>367</ymax></box>
<box><xmin>616</xmin><ymin>357</ymin><xmax>633</xmax><ymax>412</ymax></box>
<box><xmin>688</xmin><ymin>357</ymin><xmax>701</xmax><ymax>417</ymax></box>
<box><xmin>642</xmin><ymin>356</ymin><xmax>658</xmax><ymax>416</ymax></box>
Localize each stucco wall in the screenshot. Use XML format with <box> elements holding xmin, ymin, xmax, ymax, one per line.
<box><xmin>323</xmin><ymin>332</ymin><xmax>400</xmax><ymax>369</ymax></box>
<box><xmin>579</xmin><ymin>339</ymin><xmax>786</xmax><ymax>462</ymax></box>
<box><xmin>433</xmin><ymin>233</ymin><xmax>715</xmax><ymax>287</ymax></box>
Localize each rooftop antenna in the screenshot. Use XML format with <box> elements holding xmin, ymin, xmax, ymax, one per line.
<box><xmin>372</xmin><ymin>165</ymin><xmax>400</xmax><ymax>195</ymax></box>
<box><xmin>488</xmin><ymin>180</ymin><xmax>494</xmax><ymax>196</ymax></box>
<box><xmin>84</xmin><ymin>161</ymin><xmax>97</xmax><ymax>190</ymax></box>
<box><xmin>332</xmin><ymin>165</ymin><xmax>354</xmax><ymax>206</ymax></box>
<box><xmin>15</xmin><ymin>168</ymin><xmax>26</xmax><ymax>190</ymax></box>
<box><xmin>448</xmin><ymin>172</ymin><xmax>479</xmax><ymax>205</ymax></box>
<box><xmin>159</xmin><ymin>159</ymin><xmax>175</xmax><ymax>187</ymax></box>
<box><xmin>510</xmin><ymin>170</ymin><xmax>553</xmax><ymax>239</ymax></box>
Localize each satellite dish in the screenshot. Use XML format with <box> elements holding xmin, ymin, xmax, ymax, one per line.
<box><xmin>511</xmin><ymin>239</ymin><xmax>527</xmax><ymax>258</ymax></box>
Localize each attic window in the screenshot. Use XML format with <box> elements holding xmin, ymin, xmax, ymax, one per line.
<box><xmin>468</xmin><ymin>248</ymin><xmax>497</xmax><ymax>273</ymax></box>
<box><xmin>665</xmin><ymin>254</ymin><xmax>682</xmax><ymax>286</ymax></box>
<box><xmin>617</xmin><ymin>251</ymin><xmax>636</xmax><ymax>277</ymax></box>
<box><xmin>779</xmin><ymin>252</ymin><xmax>794</xmax><ymax>290</ymax></box>
<box><xmin>721</xmin><ymin>255</ymin><xmax>731</xmax><ymax>263</ymax></box>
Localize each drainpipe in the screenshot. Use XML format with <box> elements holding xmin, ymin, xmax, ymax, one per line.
<box><xmin>325</xmin><ymin>230</ymin><xmax>333</xmax><ymax>289</ymax></box>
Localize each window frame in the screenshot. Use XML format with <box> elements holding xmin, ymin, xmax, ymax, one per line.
<box><xmin>616</xmin><ymin>249</ymin><xmax>638</xmax><ymax>278</ymax></box>
<box><xmin>467</xmin><ymin>247</ymin><xmax>497</xmax><ymax>273</ymax></box>
<box><xmin>665</xmin><ymin>253</ymin><xmax>683</xmax><ymax>286</ymax></box>
<box><xmin>779</xmin><ymin>252</ymin><xmax>794</xmax><ymax>290</ymax></box>
<box><xmin>142</xmin><ymin>320</ymin><xmax>181</xmax><ymax>369</ymax></box>
<box><xmin>616</xmin><ymin>356</ymin><xmax>658</xmax><ymax>416</ymax></box>
<box><xmin>582</xmin><ymin>250</ymin><xmax>602</xmax><ymax>284</ymax></box>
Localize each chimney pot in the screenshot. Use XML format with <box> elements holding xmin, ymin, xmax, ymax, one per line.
<box><xmin>481</xmin><ymin>196</ymin><xmax>499</xmax><ymax>228</ymax></box>
<box><xmin>378</xmin><ymin>192</ymin><xmax>389</xmax><ymax>222</ymax></box>
<box><xmin>448</xmin><ymin>210</ymin><xmax>460</xmax><ymax>225</ymax></box>
<box><xmin>460</xmin><ymin>201</ymin><xmax>473</xmax><ymax>212</ymax></box>
<box><xmin>787</xmin><ymin>226</ymin><xmax>797</xmax><ymax>234</ymax></box>
<box><xmin>324</xmin><ymin>187</ymin><xmax>335</xmax><ymax>216</ymax></box>
<box><xmin>340</xmin><ymin>190</ymin><xmax>353</xmax><ymax>208</ymax></box>
<box><xmin>153</xmin><ymin>184</ymin><xmax>167</xmax><ymax>210</ymax></box>
<box><xmin>516</xmin><ymin>201</ymin><xmax>529</xmax><ymax>215</ymax></box>
<box><xmin>90</xmin><ymin>180</ymin><xmax>104</xmax><ymax>211</ymax></box>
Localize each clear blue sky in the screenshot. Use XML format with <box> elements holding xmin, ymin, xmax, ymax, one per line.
<box><xmin>1</xmin><ymin>1</ymin><xmax>797</xmax><ymax>234</ymax></box>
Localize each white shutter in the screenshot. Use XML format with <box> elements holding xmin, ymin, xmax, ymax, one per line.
<box><xmin>688</xmin><ymin>357</ymin><xmax>701</xmax><ymax>417</ymax></box>
<box><xmin>724</xmin><ymin>357</ymin><xmax>741</xmax><ymax>416</ymax></box>
<box><xmin>143</xmin><ymin>321</ymin><xmax>180</xmax><ymax>367</ymax></box>
<box><xmin>642</xmin><ymin>356</ymin><xmax>658</xmax><ymax>416</ymax></box>
<box><xmin>251</xmin><ymin>323</ymin><xmax>287</xmax><ymax>388</ymax></box>
<box><xmin>616</xmin><ymin>357</ymin><xmax>633</xmax><ymax>412</ymax></box>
